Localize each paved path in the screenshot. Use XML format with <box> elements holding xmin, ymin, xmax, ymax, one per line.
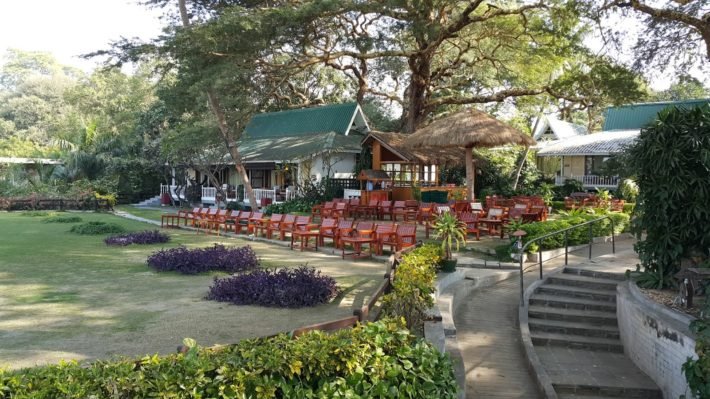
<box><xmin>454</xmin><ymin>239</ymin><xmax>636</xmax><ymax>399</ymax></box>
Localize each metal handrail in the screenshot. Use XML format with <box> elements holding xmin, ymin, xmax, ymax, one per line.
<box><xmin>517</xmin><ymin>215</ymin><xmax>616</xmax><ymax>305</ymax></box>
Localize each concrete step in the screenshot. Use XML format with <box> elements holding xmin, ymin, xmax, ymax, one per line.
<box><xmin>530</xmin><ymin>331</ymin><xmax>623</xmax><ymax>353</ymax></box>
<box><xmin>563</xmin><ymin>267</ymin><xmax>625</xmax><ymax>281</ymax></box>
<box><xmin>554</xmin><ymin>384</ymin><xmax>662</xmax><ymax>399</ymax></box>
<box><xmin>557</xmin><ymin>395</ymin><xmax>627</xmax><ymax>399</ymax></box>
<box><xmin>536</xmin><ymin>284</ymin><xmax>616</xmax><ymax>302</ymax></box>
<box><xmin>529</xmin><ymin>293</ymin><xmax>617</xmax><ymax>312</ymax></box>
<box><xmin>547</xmin><ymin>274</ymin><xmax>620</xmax><ymax>291</ymax></box>
<box><xmin>528</xmin><ymin>318</ymin><xmax>620</xmax><ymax>340</ymax></box>
<box><xmin>528</xmin><ymin>306</ymin><xmax>618</xmax><ymax>326</ymax></box>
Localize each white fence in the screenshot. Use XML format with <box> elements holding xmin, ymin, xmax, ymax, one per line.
<box><xmin>160</xmin><ymin>185</ymin><xmax>298</xmax><ymax>206</ymax></box>
<box><xmin>555</xmin><ymin>175</ymin><xmax>619</xmax><ymax>188</ymax></box>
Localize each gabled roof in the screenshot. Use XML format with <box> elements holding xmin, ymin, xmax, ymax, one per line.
<box><xmin>537</xmin><ymin>130</ymin><xmax>639</xmax><ymax>157</ymax></box>
<box><xmin>243</xmin><ymin>102</ymin><xmax>369</xmax><ymax>139</ymax></box>
<box><xmin>532</xmin><ymin>115</ymin><xmax>587</xmax><ymax>141</ymax></box>
<box><xmin>361</xmin><ymin>131</ymin><xmax>467</xmax><ymax>165</ymax></box>
<box><xmin>238</xmin><ymin>131</ymin><xmax>363</xmax><ymax>163</ymax></box>
<box><xmin>603</xmin><ymin>99</ymin><xmax>710</xmax><ymax>131</ymax></box>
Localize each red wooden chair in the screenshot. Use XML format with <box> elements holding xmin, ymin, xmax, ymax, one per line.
<box><xmin>395</xmin><ymin>223</ymin><xmax>418</xmax><ymax>251</ymax></box>
<box><xmin>330</xmin><ymin>219</ymin><xmax>355</xmax><ymax>249</ymax></box>
<box><xmin>317</xmin><ymin>218</ymin><xmax>338</xmax><ymax>246</ymax></box>
<box><xmin>280</xmin><ymin>215</ymin><xmax>310</xmax><ymax>240</ymax></box>
<box><xmin>564</xmin><ymin>197</ymin><xmax>577</xmax><ymax>210</ymax></box>
<box><xmin>346</xmin><ymin>198</ymin><xmax>360</xmax><ymax>218</ymax></box>
<box><xmin>331</xmin><ymin>202</ymin><xmax>348</xmax><ymax>219</ymax></box>
<box><xmin>610</xmin><ymin>199</ymin><xmax>625</xmax><ymax>212</ymax></box>
<box><xmin>247</xmin><ymin>211</ymin><xmax>264</xmax><ymax>234</ymax></box>
<box><xmin>178</xmin><ymin>207</ymin><xmax>202</xmax><ymax>226</ymax></box>
<box><xmin>458</xmin><ymin>212</ymin><xmax>480</xmax><ymax>241</ymax></box>
<box><xmin>269</xmin><ymin>214</ymin><xmax>292</xmax><ymax>239</ymax></box>
<box><xmin>233</xmin><ymin>211</ymin><xmax>253</xmax><ymax>234</ymax></box>
<box><xmin>373</xmin><ymin>223</ymin><xmax>397</xmax><ymax>255</ymax></box>
<box><xmin>358</xmin><ymin>199</ymin><xmax>379</xmax><ymax>220</ymax></box>
<box><xmin>378</xmin><ymin>200</ymin><xmax>393</xmax><ymax>220</ymax></box>
<box><xmin>320</xmin><ymin>202</ymin><xmax>336</xmax><ymax>219</ymax></box>
<box><xmin>291</xmin><ymin>219</ymin><xmax>320</xmax><ymax>251</ymax></box>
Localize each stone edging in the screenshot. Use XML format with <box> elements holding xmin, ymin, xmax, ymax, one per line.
<box><xmin>625</xmin><ymin>280</ymin><xmax>696</xmax><ymax>335</ymax></box>
<box><xmin>518</xmin><ymin>265</ymin><xmax>567</xmax><ymax>399</ymax></box>
<box><xmin>425</xmin><ymin>268</ymin><xmax>521</xmax><ymax>399</ymax></box>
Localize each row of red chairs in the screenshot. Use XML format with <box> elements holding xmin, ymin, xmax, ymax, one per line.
<box><xmin>163</xmin><ymin>207</ymin><xmax>419</xmax><ymax>257</ymax></box>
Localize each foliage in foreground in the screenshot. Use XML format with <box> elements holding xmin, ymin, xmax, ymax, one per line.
<box><xmin>627</xmin><ymin>104</ymin><xmax>710</xmax><ymax>287</ymax></box>
<box><xmin>105</xmin><ymin>230</ymin><xmax>170</xmax><ymax>246</ymax></box>
<box><xmin>0</xmin><ymin>319</ymin><xmax>458</xmax><ymax>398</ymax></box>
<box><xmin>207</xmin><ymin>266</ymin><xmax>340</xmax><ymax>308</ymax></box>
<box><xmin>682</xmin><ymin>304</ymin><xmax>710</xmax><ymax>399</ymax></box>
<box><xmin>381</xmin><ymin>244</ymin><xmax>441</xmax><ymax>331</ymax></box>
<box><xmin>69</xmin><ymin>221</ymin><xmax>125</xmax><ymax>235</ymax></box>
<box><xmin>43</xmin><ymin>215</ymin><xmax>83</xmax><ymax>223</ymax></box>
<box><xmin>146</xmin><ymin>244</ymin><xmax>258</xmax><ymax>274</ymax></box>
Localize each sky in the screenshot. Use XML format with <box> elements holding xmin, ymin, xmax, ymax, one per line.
<box><xmin>0</xmin><ymin>0</ymin><xmax>164</xmax><ymax>71</ymax></box>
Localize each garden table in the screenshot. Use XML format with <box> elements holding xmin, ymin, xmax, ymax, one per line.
<box><xmin>341</xmin><ymin>236</ymin><xmax>377</xmax><ymax>259</ymax></box>
<box><xmin>479</xmin><ymin>218</ymin><xmax>505</xmax><ymax>238</ymax></box>
<box><xmin>161</xmin><ymin>214</ymin><xmax>181</xmax><ymax>228</ymax></box>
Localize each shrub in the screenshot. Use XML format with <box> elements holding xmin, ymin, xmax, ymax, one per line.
<box><xmin>511</xmin><ymin>212</ymin><xmax>630</xmax><ymax>253</ymax></box>
<box><xmin>617</xmin><ymin>178</ymin><xmax>639</xmax><ymax>202</ymax></box>
<box><xmin>69</xmin><ymin>221</ymin><xmax>125</xmax><ymax>234</ymax></box>
<box><xmin>381</xmin><ymin>244</ymin><xmax>440</xmax><ymax>331</ymax></box>
<box><xmin>0</xmin><ymin>319</ymin><xmax>458</xmax><ymax>398</ymax></box>
<box><xmin>207</xmin><ymin>266</ymin><xmax>339</xmax><ymax>308</ymax></box>
<box><xmin>43</xmin><ymin>215</ymin><xmax>83</xmax><ymax>223</ymax></box>
<box><xmin>105</xmin><ymin>230</ymin><xmax>170</xmax><ymax>246</ymax></box>
<box><xmin>627</xmin><ymin>104</ymin><xmax>710</xmax><ymax>284</ymax></box>
<box><xmin>264</xmin><ymin>198</ymin><xmax>314</xmax><ymax>215</ymax></box>
<box><xmin>20</xmin><ymin>211</ymin><xmax>54</xmax><ymax>217</ymax></box>
<box><xmin>146</xmin><ymin>244</ymin><xmax>258</xmax><ymax>274</ymax></box>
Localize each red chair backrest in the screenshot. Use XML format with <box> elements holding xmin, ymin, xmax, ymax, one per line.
<box><xmin>294</xmin><ymin>216</ymin><xmax>311</xmax><ymax>225</ymax></box>
<box><xmin>281</xmin><ymin>214</ymin><xmax>296</xmax><ymax>225</ymax></box>
<box><xmin>375</xmin><ymin>223</ymin><xmax>395</xmax><ymax>236</ymax></box>
<box><xmin>269</xmin><ymin>214</ymin><xmax>284</xmax><ymax>223</ymax></box>
<box><xmin>337</xmin><ymin>219</ymin><xmax>354</xmax><ymax>230</ymax></box>
<box><xmin>251</xmin><ymin>212</ymin><xmax>264</xmax><ymax>220</ymax></box>
<box><xmin>393</xmin><ymin>201</ymin><xmax>406</xmax><ymax>209</ymax></box>
<box><xmin>368</xmin><ymin>199</ymin><xmax>379</xmax><ymax>207</ymax></box>
<box><xmin>355</xmin><ymin>221</ymin><xmax>374</xmax><ymax>232</ymax></box>
<box><xmin>320</xmin><ymin>218</ymin><xmax>337</xmax><ymax>229</ymax></box>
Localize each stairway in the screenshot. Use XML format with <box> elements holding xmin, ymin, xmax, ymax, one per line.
<box><xmin>134</xmin><ymin>195</ymin><xmax>162</xmax><ymax>207</ymax></box>
<box><xmin>528</xmin><ymin>266</ymin><xmax>662</xmax><ymax>399</ymax></box>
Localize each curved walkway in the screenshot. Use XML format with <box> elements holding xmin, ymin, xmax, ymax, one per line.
<box><xmin>454</xmin><ymin>239</ymin><xmax>635</xmax><ymax>398</ymax></box>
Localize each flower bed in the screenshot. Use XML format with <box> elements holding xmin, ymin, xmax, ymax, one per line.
<box><xmin>0</xmin><ymin>320</ymin><xmax>457</xmax><ymax>398</ymax></box>
<box><xmin>105</xmin><ymin>230</ymin><xmax>170</xmax><ymax>246</ymax></box>
<box><xmin>146</xmin><ymin>244</ymin><xmax>258</xmax><ymax>274</ymax></box>
<box><xmin>207</xmin><ymin>266</ymin><xmax>339</xmax><ymax>308</ymax></box>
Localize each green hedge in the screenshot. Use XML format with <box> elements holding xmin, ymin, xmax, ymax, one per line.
<box><xmin>0</xmin><ymin>320</ymin><xmax>457</xmax><ymax>398</ymax></box>
<box><xmin>517</xmin><ymin>212</ymin><xmax>630</xmax><ymax>253</ymax></box>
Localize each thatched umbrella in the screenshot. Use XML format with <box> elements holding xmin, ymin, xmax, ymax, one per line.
<box><xmin>406</xmin><ymin>109</ymin><xmax>536</xmax><ymax>201</ymax></box>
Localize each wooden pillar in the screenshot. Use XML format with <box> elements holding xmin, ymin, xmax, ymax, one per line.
<box><xmin>372</xmin><ymin>141</ymin><xmax>382</xmax><ymax>170</ymax></box>
<box><xmin>465</xmin><ymin>146</ymin><xmax>475</xmax><ymax>201</ymax></box>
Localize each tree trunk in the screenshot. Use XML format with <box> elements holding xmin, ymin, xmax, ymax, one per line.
<box><xmin>511</xmin><ymin>146</ymin><xmax>530</xmax><ymax>191</ymax></box>
<box><xmin>179</xmin><ymin>0</ymin><xmax>258</xmax><ymax>210</ymax></box>
<box><xmin>404</xmin><ymin>52</ymin><xmax>432</xmax><ymax>133</ymax></box>
<box><xmin>465</xmin><ymin>146</ymin><xmax>475</xmax><ymax>201</ymax></box>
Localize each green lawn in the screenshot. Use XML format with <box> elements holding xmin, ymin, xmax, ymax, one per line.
<box><xmin>114</xmin><ymin>205</ymin><xmax>179</xmax><ymax>222</ymax></box>
<box><xmin>0</xmin><ymin>211</ymin><xmax>385</xmax><ymax>370</ymax></box>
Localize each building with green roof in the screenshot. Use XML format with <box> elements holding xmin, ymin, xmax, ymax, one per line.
<box><xmin>184</xmin><ymin>102</ymin><xmax>370</xmax><ymax>205</ymax></box>
<box><xmin>536</xmin><ymin>98</ymin><xmax>709</xmax><ymax>189</ymax></box>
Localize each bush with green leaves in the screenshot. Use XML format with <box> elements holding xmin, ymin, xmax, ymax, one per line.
<box><xmin>553</xmin><ymin>178</ymin><xmax>585</xmax><ymax>199</ymax></box>
<box><xmin>617</xmin><ymin>178</ymin><xmax>639</xmax><ymax>202</ymax></box>
<box><xmin>682</xmin><ymin>305</ymin><xmax>710</xmax><ymax>398</ymax></box>
<box><xmin>20</xmin><ymin>211</ymin><xmax>55</xmax><ymax>217</ymax></box>
<box><xmin>627</xmin><ymin>104</ymin><xmax>710</xmax><ymax>287</ymax></box>
<box><xmin>264</xmin><ymin>198</ymin><xmax>314</xmax><ymax>215</ymax></box>
<box><xmin>381</xmin><ymin>244</ymin><xmax>441</xmax><ymax>331</ymax></box>
<box><xmin>512</xmin><ymin>211</ymin><xmax>630</xmax><ymax>253</ymax></box>
<box><xmin>0</xmin><ymin>319</ymin><xmax>457</xmax><ymax>398</ymax></box>
<box><xmin>69</xmin><ymin>221</ymin><xmax>125</xmax><ymax>235</ymax></box>
<box><xmin>43</xmin><ymin>215</ymin><xmax>83</xmax><ymax>223</ymax></box>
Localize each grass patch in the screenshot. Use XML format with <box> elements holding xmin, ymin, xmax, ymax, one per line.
<box><xmin>20</xmin><ymin>211</ymin><xmax>57</xmax><ymax>217</ymax></box>
<box><xmin>0</xmin><ymin>212</ymin><xmax>385</xmax><ymax>370</ymax></box>
<box><xmin>70</xmin><ymin>221</ymin><xmax>126</xmax><ymax>235</ymax></box>
<box><xmin>114</xmin><ymin>205</ymin><xmax>180</xmax><ymax>222</ymax></box>
<box><xmin>43</xmin><ymin>215</ymin><xmax>83</xmax><ymax>223</ymax></box>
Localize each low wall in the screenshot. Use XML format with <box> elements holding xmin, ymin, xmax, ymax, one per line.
<box><xmin>617</xmin><ymin>281</ymin><xmax>697</xmax><ymax>399</ymax></box>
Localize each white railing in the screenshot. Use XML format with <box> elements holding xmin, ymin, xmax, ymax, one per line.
<box><xmin>202</xmin><ymin>187</ymin><xmax>217</xmax><ymax>203</ymax></box>
<box><xmin>343</xmin><ymin>189</ymin><xmax>362</xmax><ymax>199</ymax></box>
<box><xmin>555</xmin><ymin>175</ymin><xmax>620</xmax><ymax>188</ymax></box>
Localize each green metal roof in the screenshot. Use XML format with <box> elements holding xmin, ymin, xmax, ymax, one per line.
<box><xmin>243</xmin><ymin>103</ymin><xmax>360</xmax><ymax>138</ymax></box>
<box><xmin>603</xmin><ymin>99</ymin><xmax>710</xmax><ymax>131</ymax></box>
<box><xmin>239</xmin><ymin>131</ymin><xmax>363</xmax><ymax>162</ymax></box>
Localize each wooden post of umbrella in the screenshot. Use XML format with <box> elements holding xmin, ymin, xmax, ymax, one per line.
<box><xmin>465</xmin><ymin>146</ymin><xmax>475</xmax><ymax>201</ymax></box>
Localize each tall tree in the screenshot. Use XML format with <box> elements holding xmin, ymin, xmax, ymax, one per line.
<box><xmin>591</xmin><ymin>0</ymin><xmax>710</xmax><ymax>71</ymax></box>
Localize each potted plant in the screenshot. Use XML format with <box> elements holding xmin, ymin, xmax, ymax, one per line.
<box><xmin>432</xmin><ymin>212</ymin><xmax>467</xmax><ymax>272</ymax></box>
